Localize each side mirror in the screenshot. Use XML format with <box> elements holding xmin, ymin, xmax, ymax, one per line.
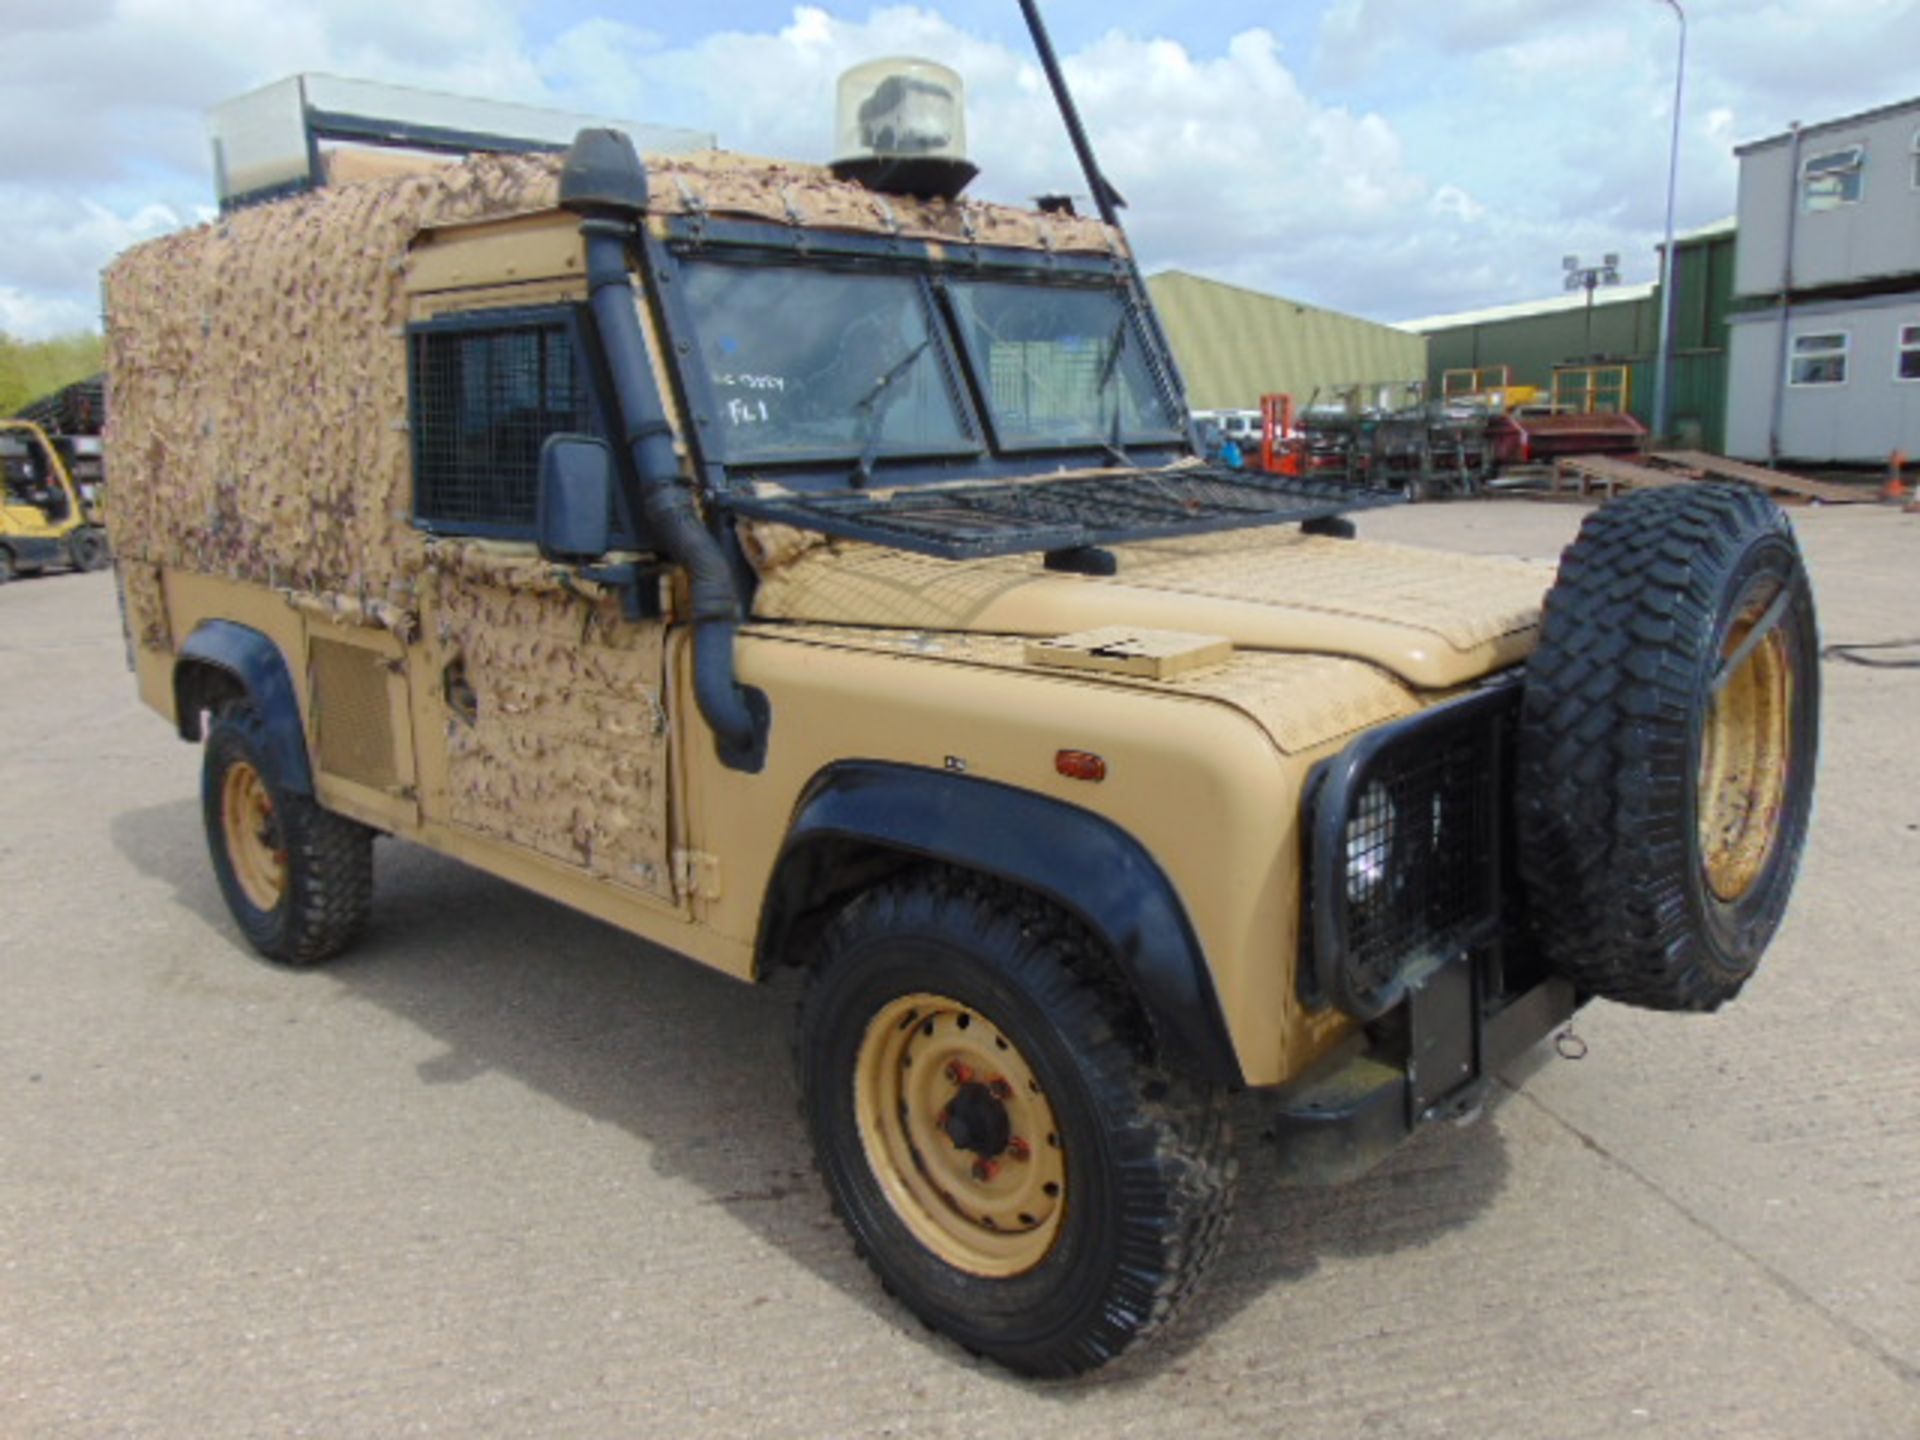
<box><xmin>536</xmin><ymin>434</ymin><xmax>614</xmax><ymax>564</ymax></box>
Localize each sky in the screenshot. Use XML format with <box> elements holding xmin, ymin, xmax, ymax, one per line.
<box><xmin>4</xmin><ymin>0</ymin><xmax>1918</xmax><ymax>340</ymax></box>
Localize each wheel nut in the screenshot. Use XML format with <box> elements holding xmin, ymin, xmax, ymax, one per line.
<box><xmin>988</xmin><ymin>1077</ymin><xmax>1012</xmax><ymax>1100</ymax></box>
<box><xmin>946</xmin><ymin>1062</ymin><xmax>974</xmax><ymax>1085</ymax></box>
<box><xmin>1006</xmin><ymin>1137</ymin><xmax>1031</xmax><ymax>1162</ymax></box>
<box><xmin>971</xmin><ymin>1158</ymin><xmax>1000</xmax><ymax>1182</ymax></box>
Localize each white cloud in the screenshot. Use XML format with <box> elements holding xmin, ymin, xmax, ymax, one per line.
<box><xmin>0</xmin><ymin>190</ymin><xmax>183</xmax><ymax>297</ymax></box>
<box><xmin>3</xmin><ymin>1</ymin><xmax>1918</xmax><ymax>340</ymax></box>
<box><xmin>0</xmin><ymin>286</ymin><xmax>102</xmax><ymax>339</ymax></box>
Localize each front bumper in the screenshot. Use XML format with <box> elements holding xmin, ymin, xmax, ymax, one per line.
<box><xmin>1266</xmin><ymin>953</ymin><xmax>1578</xmax><ymax>1186</ymax></box>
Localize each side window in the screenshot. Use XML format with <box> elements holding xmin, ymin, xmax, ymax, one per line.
<box><xmin>1897</xmin><ymin>324</ymin><xmax>1920</xmax><ymax>382</ymax></box>
<box><xmin>409</xmin><ymin>307</ymin><xmax>597</xmax><ymax>536</ymax></box>
<box><xmin>1787</xmin><ymin>331</ymin><xmax>1849</xmax><ymax>387</ymax></box>
<box><xmin>1801</xmin><ymin>146</ymin><xmax>1864</xmax><ymax>212</ymax></box>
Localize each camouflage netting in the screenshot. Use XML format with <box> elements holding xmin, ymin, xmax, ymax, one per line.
<box><xmin>103</xmin><ymin>146</ymin><xmax>1125</xmax><ymax>611</ymax></box>
<box><xmin>101</xmin><ymin>146</ymin><xmax>1128</xmax><ymax>893</ymax></box>
<box><xmin>432</xmin><ymin>572</ymin><xmax>673</xmax><ymax>898</ymax></box>
<box><xmin>645</xmin><ymin>149</ymin><xmax>1123</xmax><ymax>255</ymax></box>
<box><xmin>104</xmin><ymin>152</ymin><xmax>566</xmax><ymax>604</ymax></box>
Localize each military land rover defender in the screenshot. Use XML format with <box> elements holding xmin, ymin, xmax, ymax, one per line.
<box><xmin>103</xmin><ymin>19</ymin><xmax>1819</xmax><ymax>1378</ymax></box>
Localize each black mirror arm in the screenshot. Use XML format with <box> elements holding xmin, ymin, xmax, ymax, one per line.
<box><xmin>557</xmin><ymin>559</ymin><xmax>669</xmax><ymax>621</ymax></box>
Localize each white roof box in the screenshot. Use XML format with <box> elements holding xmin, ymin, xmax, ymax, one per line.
<box><xmin>208</xmin><ymin>74</ymin><xmax>715</xmax><ymax>211</ymax></box>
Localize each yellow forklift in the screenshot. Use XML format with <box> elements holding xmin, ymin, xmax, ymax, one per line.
<box><xmin>0</xmin><ymin>418</ymin><xmax>109</xmax><ymax>583</ymax></box>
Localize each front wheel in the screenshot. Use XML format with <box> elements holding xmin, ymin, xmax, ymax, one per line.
<box><xmin>796</xmin><ymin>872</ymin><xmax>1235</xmax><ymax>1377</ymax></box>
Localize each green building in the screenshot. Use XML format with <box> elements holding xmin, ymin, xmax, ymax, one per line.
<box><xmin>1401</xmin><ymin>219</ymin><xmax>1738</xmax><ymax>450</ymax></box>
<box><xmin>1146</xmin><ymin>270</ymin><xmax>1428</xmax><ymax>413</ymax></box>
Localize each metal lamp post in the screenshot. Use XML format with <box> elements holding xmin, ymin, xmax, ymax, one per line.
<box><xmin>1565</xmin><ymin>253</ymin><xmax>1622</xmax><ymax>360</ymax></box>
<box><xmin>1651</xmin><ymin>0</ymin><xmax>1687</xmax><ymax>443</ymax></box>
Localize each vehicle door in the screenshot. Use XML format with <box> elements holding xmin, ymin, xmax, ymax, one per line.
<box><xmin>401</xmin><ymin>296</ymin><xmax>681</xmax><ymax>907</ymax></box>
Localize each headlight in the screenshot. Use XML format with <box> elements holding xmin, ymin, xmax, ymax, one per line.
<box><xmin>1307</xmin><ymin>685</ymin><xmax>1515</xmax><ymax>1021</ymax></box>
<box><xmin>1345</xmin><ymin>780</ymin><xmax>1398</xmax><ymax>908</ymax></box>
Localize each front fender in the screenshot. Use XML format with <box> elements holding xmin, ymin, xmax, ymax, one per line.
<box><xmin>765</xmin><ymin>760</ymin><xmax>1243</xmax><ymax>1087</ymax></box>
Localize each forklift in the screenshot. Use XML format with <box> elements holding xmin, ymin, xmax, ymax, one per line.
<box><xmin>0</xmin><ymin>418</ymin><xmax>109</xmax><ymax>582</ymax></box>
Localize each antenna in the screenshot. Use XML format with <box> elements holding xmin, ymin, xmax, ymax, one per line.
<box><xmin>1015</xmin><ymin>0</ymin><xmax>1193</xmax><ymax>426</ymax></box>
<box><xmin>1016</xmin><ymin>0</ymin><xmax>1125</xmax><ymax>230</ymax></box>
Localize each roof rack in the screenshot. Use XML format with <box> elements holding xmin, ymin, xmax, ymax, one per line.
<box><xmin>207</xmin><ymin>74</ymin><xmax>715</xmax><ymax>212</ymax></box>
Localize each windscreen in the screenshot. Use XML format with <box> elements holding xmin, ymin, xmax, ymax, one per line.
<box><xmin>947</xmin><ymin>280</ymin><xmax>1183</xmax><ymax>449</ymax></box>
<box><xmin>679</xmin><ymin>262</ymin><xmax>975</xmax><ymax>465</ymax></box>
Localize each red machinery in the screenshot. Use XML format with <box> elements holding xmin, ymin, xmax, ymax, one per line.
<box><xmin>1258</xmin><ymin>393</ymin><xmax>1301</xmax><ymax>476</ymax></box>
<box><xmin>1481</xmin><ymin>365</ymin><xmax>1646</xmax><ymax>466</ymax></box>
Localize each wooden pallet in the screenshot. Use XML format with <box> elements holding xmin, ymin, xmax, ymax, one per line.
<box><xmin>1549</xmin><ymin>454</ymin><xmax>1688</xmax><ymax>499</ymax></box>
<box><xmin>1648</xmin><ymin>450</ymin><xmax>1874</xmax><ymax>505</ymax></box>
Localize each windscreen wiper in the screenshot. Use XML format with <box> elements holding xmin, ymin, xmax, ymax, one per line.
<box><xmin>1095</xmin><ymin>308</ymin><xmax>1131</xmax><ymax>466</ymax></box>
<box><xmin>851</xmin><ymin>338</ymin><xmax>931</xmax><ymax>487</ymax></box>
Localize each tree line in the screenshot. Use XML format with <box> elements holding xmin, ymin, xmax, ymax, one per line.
<box><xmin>1</xmin><ymin>332</ymin><xmax>105</xmax><ymax>417</ymax></box>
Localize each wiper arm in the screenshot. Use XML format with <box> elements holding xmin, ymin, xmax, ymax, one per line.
<box><xmin>1097</xmin><ymin>308</ymin><xmax>1131</xmax><ymax>466</ymax></box>
<box><xmin>1095</xmin><ymin>306</ymin><xmax>1130</xmax><ymax>394</ymax></box>
<box><xmin>1102</xmin><ymin>403</ymin><xmax>1131</xmax><ymax>468</ymax></box>
<box><xmin>851</xmin><ymin>339</ymin><xmax>931</xmax><ymax>487</ymax></box>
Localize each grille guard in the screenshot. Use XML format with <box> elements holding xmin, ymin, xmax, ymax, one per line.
<box><xmin>717</xmin><ymin>467</ymin><xmax>1402</xmax><ymax>562</ymax></box>
<box><xmin>1303</xmin><ymin>681</ymin><xmax>1520</xmax><ymax>1021</ymax></box>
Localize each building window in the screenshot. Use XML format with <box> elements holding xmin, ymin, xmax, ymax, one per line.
<box><xmin>1898</xmin><ymin>325</ymin><xmax>1920</xmax><ymax>382</ymax></box>
<box><xmin>1788</xmin><ymin>331</ymin><xmax>1849</xmax><ymax>386</ymax></box>
<box><xmin>1802</xmin><ymin>146</ymin><xmax>1864</xmax><ymax>211</ymax></box>
<box><xmin>409</xmin><ymin>308</ymin><xmax>596</xmax><ymax>536</ymax></box>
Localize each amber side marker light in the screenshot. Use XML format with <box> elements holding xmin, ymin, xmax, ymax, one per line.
<box><xmin>1055</xmin><ymin>749</ymin><xmax>1107</xmax><ymax>782</ymax></box>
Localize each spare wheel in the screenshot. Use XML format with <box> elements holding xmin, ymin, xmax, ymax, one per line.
<box><xmin>1516</xmin><ymin>483</ymin><xmax>1819</xmax><ymax>1011</ymax></box>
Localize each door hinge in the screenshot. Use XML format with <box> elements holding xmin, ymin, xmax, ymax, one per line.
<box><xmin>672</xmin><ymin>848</ymin><xmax>722</xmax><ymax>901</ymax></box>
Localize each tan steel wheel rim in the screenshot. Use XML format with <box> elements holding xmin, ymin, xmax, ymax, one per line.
<box><xmin>222</xmin><ymin>760</ymin><xmax>288</xmax><ymax>911</ymax></box>
<box><xmin>854</xmin><ymin>992</ymin><xmax>1068</xmax><ymax>1278</ymax></box>
<box><xmin>1699</xmin><ymin>588</ymin><xmax>1794</xmax><ymax>902</ymax></box>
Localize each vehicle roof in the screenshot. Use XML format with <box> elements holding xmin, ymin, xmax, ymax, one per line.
<box><xmin>119</xmin><ymin>146</ymin><xmax>1129</xmax><ymax>265</ymax></box>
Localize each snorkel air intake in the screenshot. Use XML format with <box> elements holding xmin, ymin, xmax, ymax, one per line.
<box><xmin>559</xmin><ymin>128</ymin><xmax>767</xmax><ymax>772</ymax></box>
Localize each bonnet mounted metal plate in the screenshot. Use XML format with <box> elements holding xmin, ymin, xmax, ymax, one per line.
<box><xmin>1025</xmin><ymin>626</ymin><xmax>1232</xmax><ymax>680</ymax></box>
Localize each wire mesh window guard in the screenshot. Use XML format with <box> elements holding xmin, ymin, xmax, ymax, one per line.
<box><xmin>411</xmin><ymin>310</ymin><xmax>593</xmax><ymax>535</ymax></box>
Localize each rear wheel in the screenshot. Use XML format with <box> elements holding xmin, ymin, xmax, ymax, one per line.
<box><xmin>796</xmin><ymin>872</ymin><xmax>1234</xmax><ymax>1377</ymax></box>
<box><xmin>1517</xmin><ymin>484</ymin><xmax>1820</xmax><ymax>1010</ymax></box>
<box><xmin>202</xmin><ymin>702</ymin><xmax>375</xmax><ymax>965</ymax></box>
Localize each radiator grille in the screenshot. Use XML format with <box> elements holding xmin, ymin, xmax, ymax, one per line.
<box><xmin>311</xmin><ymin>638</ymin><xmax>397</xmax><ymax>790</ymax></box>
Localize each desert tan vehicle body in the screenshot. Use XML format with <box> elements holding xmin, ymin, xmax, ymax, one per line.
<box><xmin>107</xmin><ymin>149</ymin><xmax>1541</xmax><ymax>1084</ymax></box>
<box><xmin>105</xmin><ymin>123</ymin><xmax>1818</xmax><ymax>1376</ymax></box>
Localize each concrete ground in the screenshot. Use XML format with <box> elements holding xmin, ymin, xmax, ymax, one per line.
<box><xmin>2</xmin><ymin>499</ymin><xmax>1916</xmax><ymax>1439</ymax></box>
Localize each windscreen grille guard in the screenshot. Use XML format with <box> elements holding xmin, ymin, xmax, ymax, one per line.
<box><xmin>714</xmin><ymin>468</ymin><xmax>1402</xmax><ymax>561</ymax></box>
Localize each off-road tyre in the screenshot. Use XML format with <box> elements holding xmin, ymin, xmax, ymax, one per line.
<box><xmin>1517</xmin><ymin>483</ymin><xmax>1819</xmax><ymax>1010</ymax></box>
<box><xmin>795</xmin><ymin>870</ymin><xmax>1235</xmax><ymax>1377</ymax></box>
<box><xmin>202</xmin><ymin>702</ymin><xmax>374</xmax><ymax>965</ymax></box>
<box><xmin>67</xmin><ymin>527</ymin><xmax>109</xmax><ymax>572</ymax></box>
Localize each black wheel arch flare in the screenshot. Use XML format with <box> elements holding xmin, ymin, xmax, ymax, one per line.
<box><xmin>761</xmin><ymin>760</ymin><xmax>1243</xmax><ymax>1087</ymax></box>
<box><xmin>173</xmin><ymin>620</ymin><xmax>315</xmax><ymax>795</ymax></box>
